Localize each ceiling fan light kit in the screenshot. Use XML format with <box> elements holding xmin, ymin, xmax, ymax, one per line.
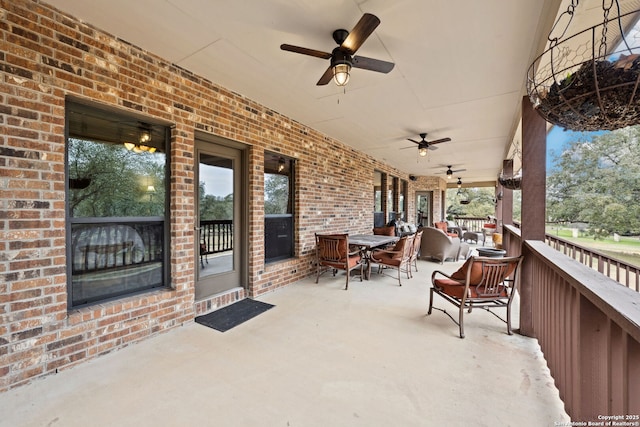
<box><xmin>280</xmin><ymin>13</ymin><xmax>394</xmax><ymax>87</ymax></box>
<box><xmin>442</xmin><ymin>165</ymin><xmax>466</xmax><ymax>179</ymax></box>
<box><xmin>331</xmin><ymin>47</ymin><xmax>352</xmax><ymax>86</ymax></box>
<box><xmin>403</xmin><ymin>133</ymin><xmax>451</xmax><ymax>158</ymax></box>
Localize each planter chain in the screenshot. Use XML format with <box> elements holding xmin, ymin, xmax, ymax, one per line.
<box><xmin>599</xmin><ymin>0</ymin><xmax>613</xmax><ymax>58</ymax></box>
<box><xmin>548</xmin><ymin>0</ymin><xmax>579</xmax><ymax>49</ymax></box>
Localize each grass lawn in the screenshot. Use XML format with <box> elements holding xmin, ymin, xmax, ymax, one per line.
<box><xmin>546</xmin><ymin>226</ymin><xmax>640</xmax><ymax>267</ymax></box>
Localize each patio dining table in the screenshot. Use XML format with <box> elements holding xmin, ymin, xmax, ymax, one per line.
<box><xmin>349</xmin><ymin>234</ymin><xmax>399</xmax><ymax>279</ymax></box>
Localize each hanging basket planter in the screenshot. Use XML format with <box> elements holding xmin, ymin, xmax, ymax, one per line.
<box><xmin>527</xmin><ymin>5</ymin><xmax>640</xmax><ymax>131</ymax></box>
<box><xmin>498</xmin><ymin>175</ymin><xmax>522</xmax><ymax>190</ymax></box>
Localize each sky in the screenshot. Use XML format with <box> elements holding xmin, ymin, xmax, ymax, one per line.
<box><xmin>200</xmin><ymin>163</ymin><xmax>233</xmax><ymax>198</ymax></box>
<box><xmin>546</xmin><ymin>126</ymin><xmax>608</xmax><ymax>171</ymax></box>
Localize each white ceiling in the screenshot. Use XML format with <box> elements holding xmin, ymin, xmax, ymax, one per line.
<box><xmin>43</xmin><ymin>0</ymin><xmax>640</xmax><ymax>185</ymax></box>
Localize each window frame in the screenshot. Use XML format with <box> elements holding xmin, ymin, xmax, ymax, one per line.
<box><xmin>264</xmin><ymin>152</ymin><xmax>295</xmax><ymax>263</ymax></box>
<box><xmin>64</xmin><ymin>99</ymin><xmax>171</xmax><ymax>308</ymax></box>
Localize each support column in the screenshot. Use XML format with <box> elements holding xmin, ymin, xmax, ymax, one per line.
<box><xmin>381</xmin><ymin>173</ymin><xmax>388</xmax><ymax>223</ymax></box>
<box><xmin>500</xmin><ymin>159</ymin><xmax>514</xmax><ymax>227</ymax></box>
<box><xmin>520</xmin><ymin>95</ymin><xmax>547</xmax><ymax>338</ymax></box>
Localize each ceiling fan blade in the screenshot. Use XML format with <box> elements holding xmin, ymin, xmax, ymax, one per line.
<box><xmin>400</xmin><ymin>146</ymin><xmax>416</xmax><ymax>150</ymax></box>
<box><xmin>427</xmin><ymin>145</ymin><xmax>439</xmax><ymax>150</ymax></box>
<box><xmin>452</xmin><ymin>168</ymin><xmax>467</xmax><ymax>173</ymax></box>
<box><xmin>406</xmin><ymin>138</ymin><xmax>421</xmax><ymax>144</ymax></box>
<box><xmin>341</xmin><ymin>13</ymin><xmax>380</xmax><ymax>54</ymax></box>
<box><xmin>317</xmin><ymin>66</ymin><xmax>334</xmax><ymax>85</ymax></box>
<box><xmin>352</xmin><ymin>56</ymin><xmax>395</xmax><ymax>73</ymax></box>
<box><xmin>428</xmin><ymin>137</ymin><xmax>451</xmax><ymax>145</ymax></box>
<box><xmin>280</xmin><ymin>44</ymin><xmax>332</xmax><ymax>59</ymax></box>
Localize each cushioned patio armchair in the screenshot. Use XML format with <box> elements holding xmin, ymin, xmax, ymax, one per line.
<box><xmin>370</xmin><ymin>234</ymin><xmax>414</xmax><ymax>286</ymax></box>
<box><xmin>419</xmin><ymin>226</ymin><xmax>461</xmax><ymax>264</ymax></box>
<box><xmin>428</xmin><ymin>255</ymin><xmax>523</xmax><ymax>338</ymax></box>
<box><xmin>315</xmin><ymin>233</ymin><xmax>364</xmax><ymax>290</ymax></box>
<box><xmin>409</xmin><ymin>228</ymin><xmax>423</xmax><ymax>277</ymax></box>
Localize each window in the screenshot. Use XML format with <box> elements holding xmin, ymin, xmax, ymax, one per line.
<box><xmin>389</xmin><ymin>176</ymin><xmax>399</xmax><ymax>221</ymax></box>
<box><xmin>374</xmin><ymin>170</ymin><xmax>384</xmax><ymax>227</ymax></box>
<box><xmin>400</xmin><ymin>179</ymin><xmax>407</xmax><ymax>219</ymax></box>
<box><xmin>264</xmin><ymin>152</ymin><xmax>294</xmax><ymax>262</ymax></box>
<box><xmin>66</xmin><ymin>100</ymin><xmax>170</xmax><ymax>307</ymax></box>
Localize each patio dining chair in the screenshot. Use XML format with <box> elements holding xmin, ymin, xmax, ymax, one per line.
<box><xmin>315</xmin><ymin>233</ymin><xmax>364</xmax><ymax>290</ymax></box>
<box><xmin>408</xmin><ymin>229</ymin><xmax>423</xmax><ymax>277</ymax></box>
<box><xmin>428</xmin><ymin>255</ymin><xmax>523</xmax><ymax>338</ymax></box>
<box><xmin>370</xmin><ymin>234</ymin><xmax>414</xmax><ymax>286</ymax></box>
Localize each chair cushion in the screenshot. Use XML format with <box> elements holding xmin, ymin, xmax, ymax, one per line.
<box><xmin>321</xmin><ymin>253</ymin><xmax>361</xmax><ymax>269</ymax></box>
<box><xmin>450</xmin><ymin>257</ymin><xmax>517</xmax><ymax>285</ymax></box>
<box><xmin>373</xmin><ymin>225</ymin><xmax>395</xmax><ymax>236</ymax></box>
<box><xmin>434</xmin><ymin>221</ymin><xmax>448</xmax><ymax>232</ymax></box>
<box><xmin>492</xmin><ymin>233</ymin><xmax>503</xmax><ymax>245</ymax></box>
<box><xmin>433</xmin><ymin>278</ymin><xmax>507</xmax><ymax>299</ymax></box>
<box><xmin>450</xmin><ymin>258</ymin><xmax>484</xmax><ymax>284</ymax></box>
<box><xmin>374</xmin><ymin>252</ymin><xmax>402</xmax><ymax>266</ymax></box>
<box><xmin>435</xmin><ymin>221</ymin><xmax>458</xmax><ymax>237</ymax></box>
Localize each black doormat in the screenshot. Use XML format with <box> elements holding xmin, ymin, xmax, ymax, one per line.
<box><xmin>195</xmin><ymin>299</ymin><xmax>274</xmax><ymax>332</ymax></box>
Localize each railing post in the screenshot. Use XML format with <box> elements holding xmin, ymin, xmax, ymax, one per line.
<box><xmin>520</xmin><ymin>95</ymin><xmax>547</xmax><ymax>338</ymax></box>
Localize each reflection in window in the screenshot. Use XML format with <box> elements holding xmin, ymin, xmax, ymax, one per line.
<box><xmin>264</xmin><ymin>153</ymin><xmax>294</xmax><ymax>262</ymax></box>
<box><xmin>400</xmin><ymin>180</ymin><xmax>407</xmax><ymax>220</ymax></box>
<box><xmin>374</xmin><ymin>170</ymin><xmax>384</xmax><ymax>227</ymax></box>
<box><xmin>66</xmin><ymin>100</ymin><xmax>170</xmax><ymax>307</ymax></box>
<box><xmin>389</xmin><ymin>176</ymin><xmax>398</xmax><ymax>221</ymax></box>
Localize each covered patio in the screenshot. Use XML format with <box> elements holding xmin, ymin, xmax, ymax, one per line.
<box><xmin>2</xmin><ymin>0</ymin><xmax>640</xmax><ymax>422</ymax></box>
<box><xmin>0</xmin><ymin>257</ymin><xmax>568</xmax><ymax>426</ymax></box>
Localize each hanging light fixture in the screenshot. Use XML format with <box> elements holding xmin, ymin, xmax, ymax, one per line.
<box><xmin>138</xmin><ymin>123</ymin><xmax>152</xmax><ymax>144</ymax></box>
<box><xmin>457</xmin><ymin>177</ymin><xmax>462</xmax><ymax>189</ymax></box>
<box><xmin>446</xmin><ymin>168</ymin><xmax>453</xmax><ymax>179</ymax></box>
<box><xmin>124</xmin><ymin>123</ymin><xmax>156</xmax><ymax>153</ymax></box>
<box><xmin>418</xmin><ymin>143</ymin><xmax>428</xmax><ymax>157</ymax></box>
<box><xmin>332</xmin><ymin>50</ymin><xmax>352</xmax><ymax>87</ymax></box>
<box><xmin>139</xmin><ymin>129</ymin><xmax>151</xmax><ymax>144</ymax></box>
<box><xmin>124</xmin><ymin>142</ymin><xmax>156</xmax><ymax>154</ymax></box>
<box><xmin>278</xmin><ymin>157</ymin><xmax>286</xmax><ymax>172</ymax></box>
<box><xmin>333</xmin><ymin>64</ymin><xmax>351</xmax><ymax>86</ymax></box>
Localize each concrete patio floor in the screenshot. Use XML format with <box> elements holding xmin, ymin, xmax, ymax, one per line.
<box><xmin>0</xmin><ymin>258</ymin><xmax>570</xmax><ymax>427</ymax></box>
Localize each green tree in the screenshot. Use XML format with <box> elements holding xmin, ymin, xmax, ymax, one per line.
<box><xmin>69</xmin><ymin>139</ymin><xmax>165</xmax><ymax>217</ymax></box>
<box><xmin>447</xmin><ymin>187</ymin><xmax>497</xmax><ymax>219</ymax></box>
<box><xmin>547</xmin><ymin>127</ymin><xmax>640</xmax><ymax>238</ymax></box>
<box><xmin>264</xmin><ymin>173</ymin><xmax>290</xmax><ymax>214</ymax></box>
<box><xmin>199</xmin><ymin>185</ymin><xmax>233</xmax><ymax>220</ymax></box>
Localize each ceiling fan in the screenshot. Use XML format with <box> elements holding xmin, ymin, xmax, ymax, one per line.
<box><xmin>440</xmin><ymin>165</ymin><xmax>466</xmax><ymax>179</ymax></box>
<box><xmin>402</xmin><ymin>133</ymin><xmax>451</xmax><ymax>157</ymax></box>
<box><xmin>280</xmin><ymin>13</ymin><xmax>395</xmax><ymax>86</ymax></box>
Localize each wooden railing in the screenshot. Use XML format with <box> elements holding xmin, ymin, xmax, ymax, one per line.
<box><xmin>454</xmin><ymin>216</ymin><xmax>490</xmax><ymax>234</ymax></box>
<box><xmin>545</xmin><ymin>234</ymin><xmax>640</xmax><ymax>292</ymax></box>
<box><xmin>265</xmin><ymin>215</ymin><xmax>293</xmax><ymax>262</ymax></box>
<box><xmin>503</xmin><ymin>225</ymin><xmax>640</xmax><ymax>420</ymax></box>
<box><xmin>71</xmin><ymin>222</ymin><xmax>164</xmax><ymax>273</ymax></box>
<box><xmin>200</xmin><ymin>219</ymin><xmax>233</xmax><ymax>255</ymax></box>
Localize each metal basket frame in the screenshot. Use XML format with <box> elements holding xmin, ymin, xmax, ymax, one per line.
<box><xmin>527</xmin><ymin>7</ymin><xmax>640</xmax><ymax>131</ymax></box>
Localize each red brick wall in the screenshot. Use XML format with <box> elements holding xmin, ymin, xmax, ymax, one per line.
<box><xmin>0</xmin><ymin>0</ymin><xmax>436</xmax><ymax>391</ymax></box>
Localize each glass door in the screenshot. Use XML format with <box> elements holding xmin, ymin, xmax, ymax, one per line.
<box><xmin>195</xmin><ymin>141</ymin><xmax>244</xmax><ymax>299</ymax></box>
<box><xmin>416</xmin><ymin>191</ymin><xmax>432</xmax><ymax>228</ymax></box>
